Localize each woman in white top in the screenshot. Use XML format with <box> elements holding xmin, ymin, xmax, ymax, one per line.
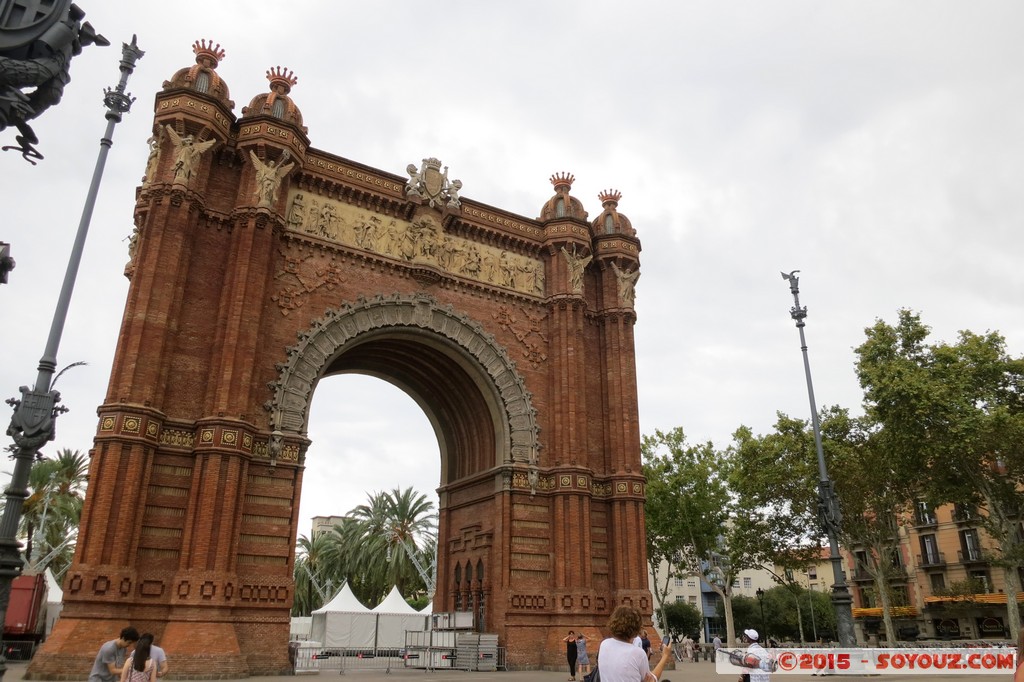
<box><xmin>597</xmin><ymin>606</ymin><xmax>673</xmax><ymax>682</ymax></box>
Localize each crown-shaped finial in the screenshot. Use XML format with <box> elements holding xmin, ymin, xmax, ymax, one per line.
<box><xmin>550</xmin><ymin>172</ymin><xmax>575</xmax><ymax>191</ymax></box>
<box><xmin>266</xmin><ymin>66</ymin><xmax>298</xmax><ymax>93</ymax></box>
<box><xmin>422</xmin><ymin>157</ymin><xmax>443</xmax><ymax>171</ymax></box>
<box><xmin>598</xmin><ymin>189</ymin><xmax>622</xmax><ymax>205</ymax></box>
<box><xmin>192</xmin><ymin>39</ymin><xmax>225</xmax><ymax>67</ymax></box>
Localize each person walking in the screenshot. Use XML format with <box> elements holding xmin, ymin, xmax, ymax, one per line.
<box><xmin>576</xmin><ymin>632</ymin><xmax>591</xmax><ymax>677</ymax></box>
<box><xmin>120</xmin><ymin>635</ymin><xmax>156</xmax><ymax>682</ymax></box>
<box><xmin>89</xmin><ymin>627</ymin><xmax>139</xmax><ymax>682</ymax></box>
<box><xmin>563</xmin><ymin>630</ymin><xmax>579</xmax><ymax>681</ymax></box>
<box><xmin>597</xmin><ymin>605</ymin><xmax>673</xmax><ymax>682</ymax></box>
<box><xmin>736</xmin><ymin>628</ymin><xmax>773</xmax><ymax>682</ymax></box>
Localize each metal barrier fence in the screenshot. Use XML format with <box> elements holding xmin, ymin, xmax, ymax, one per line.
<box><xmin>293</xmin><ymin>643</ymin><xmax>507</xmax><ymax>674</ymax></box>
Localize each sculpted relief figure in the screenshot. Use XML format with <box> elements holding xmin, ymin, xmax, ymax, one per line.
<box><xmin>165</xmin><ymin>125</ymin><xmax>216</xmax><ymax>184</ymax></box>
<box><xmin>289</xmin><ymin>193</ymin><xmax>307</xmax><ymax>231</ymax></box>
<box><xmin>142</xmin><ymin>129</ymin><xmax>163</xmax><ymax>186</ymax></box>
<box><xmin>282</xmin><ymin>192</ymin><xmax>546</xmax><ymax>296</ymax></box>
<box><xmin>561</xmin><ymin>245</ymin><xmax>592</xmax><ymax>294</ymax></box>
<box><xmin>249</xmin><ymin>149</ymin><xmax>294</xmax><ymax>208</ymax></box>
<box><xmin>611</xmin><ymin>262</ymin><xmax>641</xmax><ymax>305</ymax></box>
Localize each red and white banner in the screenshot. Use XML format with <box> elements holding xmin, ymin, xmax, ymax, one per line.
<box><xmin>715</xmin><ymin>647</ymin><xmax>1018</xmax><ymax>675</ymax></box>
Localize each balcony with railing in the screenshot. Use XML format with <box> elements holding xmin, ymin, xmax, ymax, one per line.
<box><xmin>957</xmin><ymin>548</ymin><xmax>987</xmax><ymax>564</ymax></box>
<box><xmin>917</xmin><ymin>551</ymin><xmax>946</xmax><ymax>569</ymax></box>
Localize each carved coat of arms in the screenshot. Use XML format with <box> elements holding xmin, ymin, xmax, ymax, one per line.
<box><xmin>405</xmin><ymin>157</ymin><xmax>462</xmax><ymax>210</ymax></box>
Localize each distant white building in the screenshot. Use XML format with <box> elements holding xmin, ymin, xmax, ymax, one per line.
<box><xmin>311</xmin><ymin>515</ymin><xmax>346</xmax><ymax>539</ymax></box>
<box><xmin>647</xmin><ymin>558</ymin><xmax>777</xmax><ymax>642</ymax></box>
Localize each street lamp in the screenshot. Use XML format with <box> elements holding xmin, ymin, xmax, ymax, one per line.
<box><xmin>780</xmin><ymin>271</ymin><xmax>856</xmax><ymax>646</ymax></box>
<box><xmin>755</xmin><ymin>588</ymin><xmax>766</xmax><ymax>642</ymax></box>
<box><xmin>0</xmin><ymin>36</ymin><xmax>143</xmax><ymax>682</ymax></box>
<box><xmin>808</xmin><ymin>590</ymin><xmax>818</xmax><ymax>642</ymax></box>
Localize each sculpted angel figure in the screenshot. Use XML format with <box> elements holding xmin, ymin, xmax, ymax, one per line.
<box><xmin>610</xmin><ymin>262</ymin><xmax>641</xmax><ymax>305</ymax></box>
<box><xmin>250</xmin><ymin>149</ymin><xmax>294</xmax><ymax>207</ymax></box>
<box><xmin>165</xmin><ymin>125</ymin><xmax>216</xmax><ymax>184</ymax></box>
<box><xmin>142</xmin><ymin>129</ymin><xmax>163</xmax><ymax>186</ymax></box>
<box><xmin>561</xmin><ymin>245</ymin><xmax>592</xmax><ymax>294</ymax></box>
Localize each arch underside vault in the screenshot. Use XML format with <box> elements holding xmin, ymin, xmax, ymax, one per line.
<box><xmin>268</xmin><ymin>293</ymin><xmax>541</xmax><ymax>472</ymax></box>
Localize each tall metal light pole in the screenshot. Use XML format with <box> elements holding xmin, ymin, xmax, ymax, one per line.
<box><xmin>755</xmin><ymin>587</ymin><xmax>767</xmax><ymax>641</ymax></box>
<box><xmin>0</xmin><ymin>36</ymin><xmax>143</xmax><ymax>680</ymax></box>
<box><xmin>780</xmin><ymin>270</ymin><xmax>856</xmax><ymax>646</ymax></box>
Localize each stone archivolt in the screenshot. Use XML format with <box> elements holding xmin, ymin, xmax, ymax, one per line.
<box><xmin>285</xmin><ymin>190</ymin><xmax>544</xmax><ymax>296</ymax></box>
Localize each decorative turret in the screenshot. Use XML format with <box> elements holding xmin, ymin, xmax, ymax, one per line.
<box><xmin>539</xmin><ymin>172</ymin><xmax>588</xmax><ymax>221</ymax></box>
<box><xmin>591</xmin><ymin>189</ymin><xmax>634</xmax><ymax>237</ymax></box>
<box><xmin>241</xmin><ymin>66</ymin><xmax>307</xmax><ymax>133</ymax></box>
<box><xmin>162</xmin><ymin>39</ymin><xmax>234</xmax><ymax>109</ymax></box>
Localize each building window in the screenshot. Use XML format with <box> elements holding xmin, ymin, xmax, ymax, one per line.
<box><xmin>890</xmin><ymin>585</ymin><xmax>909</xmax><ymax>606</ymax></box>
<box><xmin>555</xmin><ymin>198</ymin><xmax>566</xmax><ymax>217</ymax></box>
<box><xmin>687</xmin><ymin>580</ymin><xmax>696</xmax><ymax>588</ymax></box>
<box><xmin>604</xmin><ymin>214</ymin><xmax>615</xmax><ymax>234</ymax></box>
<box><xmin>969</xmin><ymin>570</ymin><xmax>991</xmax><ymax>593</ymax></box>
<box><xmin>743</xmin><ymin>577</ymin><xmax>752</xmax><ymax>589</ymax></box>
<box><xmin>731</xmin><ymin>578</ymin><xmax>740</xmax><ymax>588</ymax></box>
<box><xmin>674</xmin><ymin>576</ymin><xmax>684</xmax><ymax>586</ymax></box>
<box><xmin>688</xmin><ymin>595</ymin><xmax>698</xmax><ymax>605</ymax></box>
<box><xmin>953</xmin><ymin>503</ymin><xmax>976</xmax><ymax>522</ymax></box>
<box><xmin>808</xmin><ymin>567</ymin><xmax>817</xmax><ymax>580</ymax></box>
<box><xmin>960</xmin><ymin>529</ymin><xmax>982</xmax><ymax>562</ymax></box>
<box><xmin>920</xmin><ymin>534</ymin><xmax>941</xmax><ymax>565</ymax></box>
<box><xmin>929</xmin><ymin>573</ymin><xmax>946</xmax><ymax>592</ymax></box>
<box><xmin>915</xmin><ymin>501</ymin><xmax>937</xmax><ymax>526</ymax></box>
<box><xmin>675</xmin><ymin>595</ymin><xmax>685</xmax><ymax>603</ymax></box>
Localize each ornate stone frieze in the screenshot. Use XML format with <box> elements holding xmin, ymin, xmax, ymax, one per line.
<box><xmin>282</xmin><ymin>191</ymin><xmax>544</xmax><ymax>299</ymax></box>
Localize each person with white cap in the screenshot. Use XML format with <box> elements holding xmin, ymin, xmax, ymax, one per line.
<box><xmin>736</xmin><ymin>628</ymin><xmax>773</xmax><ymax>682</ymax></box>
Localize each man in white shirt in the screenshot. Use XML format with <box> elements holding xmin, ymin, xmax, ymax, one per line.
<box><xmin>736</xmin><ymin>628</ymin><xmax>773</xmax><ymax>682</ymax></box>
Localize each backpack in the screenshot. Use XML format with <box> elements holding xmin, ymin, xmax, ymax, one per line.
<box><xmin>582</xmin><ymin>666</ymin><xmax>600</xmax><ymax>682</ymax></box>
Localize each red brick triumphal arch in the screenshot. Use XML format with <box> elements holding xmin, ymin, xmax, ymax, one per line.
<box><xmin>27</xmin><ymin>43</ymin><xmax>650</xmax><ymax>677</ymax></box>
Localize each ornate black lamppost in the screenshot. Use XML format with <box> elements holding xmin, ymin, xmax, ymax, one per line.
<box><xmin>0</xmin><ymin>36</ymin><xmax>143</xmax><ymax>680</ymax></box>
<box><xmin>780</xmin><ymin>270</ymin><xmax>856</xmax><ymax>646</ymax></box>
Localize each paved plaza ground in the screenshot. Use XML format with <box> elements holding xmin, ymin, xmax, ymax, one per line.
<box><xmin>2</xmin><ymin>660</ymin><xmax>1012</xmax><ymax>682</ymax></box>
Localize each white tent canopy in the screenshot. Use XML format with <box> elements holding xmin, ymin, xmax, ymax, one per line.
<box><xmin>313</xmin><ymin>583</ymin><xmax>370</xmax><ymax>614</ymax></box>
<box><xmin>310</xmin><ymin>584</ymin><xmax>375</xmax><ymax>649</ymax></box>
<box><xmin>373</xmin><ymin>586</ymin><xmax>420</xmax><ymax>614</ymax></box>
<box><xmin>310</xmin><ymin>585</ymin><xmax>427</xmax><ymax>650</ymax></box>
<box><xmin>44</xmin><ymin>568</ymin><xmax>63</xmax><ymax>636</ymax></box>
<box><xmin>372</xmin><ymin>586</ymin><xmax>428</xmax><ymax>648</ymax></box>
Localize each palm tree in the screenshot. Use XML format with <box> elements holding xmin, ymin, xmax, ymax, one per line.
<box><xmin>18</xmin><ymin>448</ymin><xmax>88</xmax><ymax>577</ymax></box>
<box><xmin>328</xmin><ymin>487</ymin><xmax>437</xmax><ymax>607</ymax></box>
<box><xmin>293</xmin><ymin>532</ymin><xmax>344</xmax><ymax>616</ymax></box>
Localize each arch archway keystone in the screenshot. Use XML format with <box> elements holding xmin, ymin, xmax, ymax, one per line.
<box><xmin>267</xmin><ymin>293</ymin><xmax>540</xmax><ymax>465</ymax></box>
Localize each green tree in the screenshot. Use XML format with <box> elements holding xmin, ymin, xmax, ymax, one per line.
<box><xmin>330</xmin><ymin>487</ymin><xmax>437</xmax><ymax>607</ymax></box>
<box><xmin>16</xmin><ymin>448</ymin><xmax>89</xmax><ymax>579</ymax></box>
<box><xmin>643</xmin><ymin>427</ymin><xmax>760</xmax><ymax>645</ymax></box>
<box><xmin>292</xmin><ymin>532</ymin><xmax>343</xmax><ymax>616</ymax></box>
<box><xmin>655</xmin><ymin>601</ymin><xmax>703</xmax><ymax>639</ymax></box>
<box><xmin>855</xmin><ymin>310</ymin><xmax>1024</xmax><ymax>640</ymax></box>
<box><xmin>733</xmin><ymin>407</ymin><xmax>920</xmax><ymax>643</ymax></box>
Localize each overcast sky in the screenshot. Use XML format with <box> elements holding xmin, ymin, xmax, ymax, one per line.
<box><xmin>2</xmin><ymin>2</ymin><xmax>1022</xmax><ymax>537</ymax></box>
